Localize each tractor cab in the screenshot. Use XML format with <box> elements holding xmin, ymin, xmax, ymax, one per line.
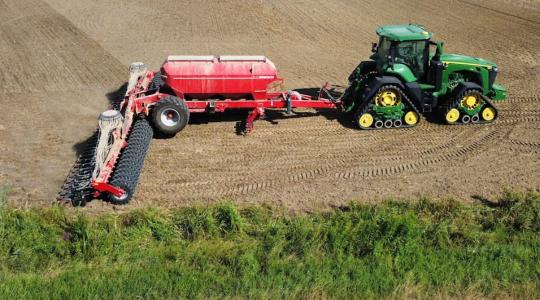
<box><xmin>371</xmin><ymin>24</ymin><xmax>434</xmax><ymax>83</ymax></box>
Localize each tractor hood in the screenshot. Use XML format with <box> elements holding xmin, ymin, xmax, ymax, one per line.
<box><xmin>440</xmin><ymin>53</ymin><xmax>497</xmax><ymax>70</ymax></box>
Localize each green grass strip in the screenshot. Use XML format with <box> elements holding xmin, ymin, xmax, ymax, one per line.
<box><xmin>0</xmin><ymin>190</ymin><xmax>539</xmax><ymax>299</ymax></box>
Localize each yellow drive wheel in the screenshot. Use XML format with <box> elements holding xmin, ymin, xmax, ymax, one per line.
<box><xmin>481</xmin><ymin>107</ymin><xmax>496</xmax><ymax>121</ymax></box>
<box><xmin>358</xmin><ymin>113</ymin><xmax>374</xmax><ymax>128</ymax></box>
<box><xmin>404</xmin><ymin>111</ymin><xmax>419</xmax><ymax>126</ymax></box>
<box><xmin>445</xmin><ymin>108</ymin><xmax>460</xmax><ymax>124</ymax></box>
<box><xmin>375</xmin><ymin>88</ymin><xmax>401</xmax><ymax>107</ymax></box>
<box><xmin>460</xmin><ymin>94</ymin><xmax>482</xmax><ymax>110</ymax></box>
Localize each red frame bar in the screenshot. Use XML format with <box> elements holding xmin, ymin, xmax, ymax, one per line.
<box><xmin>92</xmin><ymin>181</ymin><xmax>125</xmax><ymax>198</ymax></box>
<box><xmin>132</xmin><ymin>92</ymin><xmax>339</xmax><ymax>114</ymax></box>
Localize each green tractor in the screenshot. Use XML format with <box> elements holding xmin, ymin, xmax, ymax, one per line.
<box><xmin>342</xmin><ymin>24</ymin><xmax>507</xmax><ymax>129</ymax></box>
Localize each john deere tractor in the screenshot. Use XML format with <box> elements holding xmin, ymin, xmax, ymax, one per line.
<box><xmin>342</xmin><ymin>24</ymin><xmax>507</xmax><ymax>129</ymax></box>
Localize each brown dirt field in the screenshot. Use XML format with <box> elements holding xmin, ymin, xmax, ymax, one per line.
<box><xmin>1</xmin><ymin>0</ymin><xmax>539</xmax><ymax>212</ymax></box>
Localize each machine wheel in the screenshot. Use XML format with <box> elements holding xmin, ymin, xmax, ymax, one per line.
<box><xmin>445</xmin><ymin>108</ymin><xmax>460</xmax><ymax>124</ymax></box>
<box><xmin>481</xmin><ymin>107</ymin><xmax>496</xmax><ymax>122</ymax></box>
<box><xmin>151</xmin><ymin>96</ymin><xmax>190</xmax><ymax>136</ymax></box>
<box><xmin>355</xmin><ymin>112</ymin><xmax>374</xmax><ymax>129</ymax></box>
<box><xmin>106</xmin><ymin>118</ymin><xmax>153</xmax><ymax>205</ymax></box>
<box><xmin>107</xmin><ymin>181</ymin><xmax>133</xmax><ymax>205</ymax></box>
<box><xmin>404</xmin><ymin>111</ymin><xmax>419</xmax><ymax>126</ymax></box>
<box><xmin>459</xmin><ymin>90</ymin><xmax>483</xmax><ymax>111</ymax></box>
<box><xmin>374</xmin><ymin>86</ymin><xmax>402</xmax><ymax>107</ymax></box>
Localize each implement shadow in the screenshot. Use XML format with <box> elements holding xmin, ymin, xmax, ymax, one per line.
<box><xmin>72</xmin><ymin>83</ymin><xmax>128</xmax><ymax>156</ymax></box>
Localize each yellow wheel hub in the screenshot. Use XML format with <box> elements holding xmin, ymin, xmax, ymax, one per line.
<box><xmin>482</xmin><ymin>107</ymin><xmax>496</xmax><ymax>121</ymax></box>
<box><xmin>358</xmin><ymin>113</ymin><xmax>374</xmax><ymax>128</ymax></box>
<box><xmin>375</xmin><ymin>90</ymin><xmax>401</xmax><ymax>107</ymax></box>
<box><xmin>461</xmin><ymin>94</ymin><xmax>482</xmax><ymax>110</ymax></box>
<box><xmin>446</xmin><ymin>108</ymin><xmax>460</xmax><ymax>123</ymax></box>
<box><xmin>404</xmin><ymin>111</ymin><xmax>419</xmax><ymax>126</ymax></box>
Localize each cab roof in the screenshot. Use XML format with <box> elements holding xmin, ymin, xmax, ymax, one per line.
<box><xmin>376</xmin><ymin>24</ymin><xmax>432</xmax><ymax>42</ymax></box>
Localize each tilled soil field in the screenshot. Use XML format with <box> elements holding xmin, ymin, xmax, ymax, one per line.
<box><xmin>1</xmin><ymin>0</ymin><xmax>539</xmax><ymax>212</ymax></box>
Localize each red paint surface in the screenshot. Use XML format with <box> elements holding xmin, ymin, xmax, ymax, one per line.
<box><xmin>161</xmin><ymin>56</ymin><xmax>280</xmax><ymax>100</ymax></box>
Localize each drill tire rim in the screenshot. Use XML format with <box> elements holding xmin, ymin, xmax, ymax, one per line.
<box><xmin>482</xmin><ymin>107</ymin><xmax>496</xmax><ymax>121</ymax></box>
<box><xmin>358</xmin><ymin>113</ymin><xmax>374</xmax><ymax>128</ymax></box>
<box><xmin>160</xmin><ymin>108</ymin><xmax>181</xmax><ymax>127</ymax></box>
<box><xmin>446</xmin><ymin>108</ymin><xmax>460</xmax><ymax>123</ymax></box>
<box><xmin>404</xmin><ymin>111</ymin><xmax>419</xmax><ymax>125</ymax></box>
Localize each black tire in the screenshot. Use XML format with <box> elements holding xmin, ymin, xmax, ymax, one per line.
<box><xmin>148</xmin><ymin>71</ymin><xmax>164</xmax><ymax>91</ymax></box>
<box><xmin>106</xmin><ymin>118</ymin><xmax>153</xmax><ymax>205</ymax></box>
<box><xmin>151</xmin><ymin>96</ymin><xmax>190</xmax><ymax>136</ymax></box>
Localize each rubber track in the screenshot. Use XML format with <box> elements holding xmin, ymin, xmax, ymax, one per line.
<box><xmin>442</xmin><ymin>89</ymin><xmax>499</xmax><ymax>125</ymax></box>
<box><xmin>356</xmin><ymin>84</ymin><xmax>421</xmax><ymax>130</ymax></box>
<box><xmin>57</xmin><ymin>131</ymin><xmax>99</xmax><ymax>206</ymax></box>
<box><xmin>108</xmin><ymin>117</ymin><xmax>153</xmax><ymax>204</ymax></box>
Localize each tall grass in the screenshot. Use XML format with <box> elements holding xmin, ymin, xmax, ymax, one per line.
<box><xmin>0</xmin><ymin>192</ymin><xmax>539</xmax><ymax>299</ymax></box>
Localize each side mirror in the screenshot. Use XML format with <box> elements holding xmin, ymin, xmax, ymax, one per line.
<box><xmin>371</xmin><ymin>43</ymin><xmax>378</xmax><ymax>53</ymax></box>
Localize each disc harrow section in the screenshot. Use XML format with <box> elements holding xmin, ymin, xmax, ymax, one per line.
<box><xmin>57</xmin><ymin>132</ymin><xmax>99</xmax><ymax>206</ymax></box>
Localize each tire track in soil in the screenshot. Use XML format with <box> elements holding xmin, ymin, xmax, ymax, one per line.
<box><xmin>3</xmin><ymin>0</ymin><xmax>539</xmax><ymax>210</ymax></box>
<box><xmin>139</xmin><ymin>93</ymin><xmax>535</xmax><ymax>204</ymax></box>
<box><xmin>141</xmin><ymin>125</ymin><xmax>504</xmax><ymax>200</ymax></box>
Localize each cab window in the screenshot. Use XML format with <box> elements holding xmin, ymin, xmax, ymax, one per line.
<box><xmin>394</xmin><ymin>40</ymin><xmax>428</xmax><ymax>78</ymax></box>
<box><xmin>377</xmin><ymin>38</ymin><xmax>392</xmax><ymax>61</ymax></box>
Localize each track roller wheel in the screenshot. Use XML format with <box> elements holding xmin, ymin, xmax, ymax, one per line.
<box><xmin>404</xmin><ymin>111</ymin><xmax>419</xmax><ymax>126</ymax></box>
<box><xmin>481</xmin><ymin>106</ymin><xmax>496</xmax><ymax>122</ymax></box>
<box><xmin>151</xmin><ymin>95</ymin><xmax>190</xmax><ymax>137</ymax></box>
<box><xmin>445</xmin><ymin>108</ymin><xmax>460</xmax><ymax>124</ymax></box>
<box><xmin>355</xmin><ymin>112</ymin><xmax>374</xmax><ymax>129</ymax></box>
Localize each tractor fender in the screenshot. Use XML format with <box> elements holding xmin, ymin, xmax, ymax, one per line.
<box><xmin>452</xmin><ymin>82</ymin><xmax>483</xmax><ymax>99</ymax></box>
<box><xmin>361</xmin><ymin>76</ymin><xmax>406</xmax><ymax>102</ymax></box>
<box><xmin>348</xmin><ymin>60</ymin><xmax>376</xmax><ymax>82</ymax></box>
